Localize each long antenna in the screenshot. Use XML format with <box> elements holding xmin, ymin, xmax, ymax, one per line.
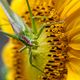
<box><xmin>26</xmin><ymin>0</ymin><xmax>37</xmax><ymax>34</ymax></box>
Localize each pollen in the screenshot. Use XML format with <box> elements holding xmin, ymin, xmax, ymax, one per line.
<box><xmin>41</xmin><ymin>24</ymin><xmax>68</xmax><ymax>80</ymax></box>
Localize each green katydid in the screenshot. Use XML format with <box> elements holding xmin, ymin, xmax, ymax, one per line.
<box><xmin>0</xmin><ymin>0</ymin><xmax>64</xmax><ymax>73</ymax></box>
<box><xmin>0</xmin><ymin>0</ymin><xmax>46</xmax><ymax>73</ymax></box>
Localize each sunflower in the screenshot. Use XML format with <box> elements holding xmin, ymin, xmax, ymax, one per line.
<box><xmin>0</xmin><ymin>0</ymin><xmax>80</xmax><ymax>80</ymax></box>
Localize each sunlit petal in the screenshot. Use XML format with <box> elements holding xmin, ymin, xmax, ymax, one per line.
<box><xmin>67</xmin><ymin>58</ymin><xmax>80</xmax><ymax>80</ymax></box>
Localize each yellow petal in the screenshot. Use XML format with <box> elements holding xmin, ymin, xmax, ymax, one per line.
<box><xmin>54</xmin><ymin>0</ymin><xmax>71</xmax><ymax>14</ymax></box>
<box><xmin>65</xmin><ymin>8</ymin><xmax>80</xmax><ymax>28</ymax></box>
<box><xmin>67</xmin><ymin>58</ymin><xmax>80</xmax><ymax>80</ymax></box>
<box><xmin>60</xmin><ymin>0</ymin><xmax>80</xmax><ymax>19</ymax></box>
<box><xmin>71</xmin><ymin>34</ymin><xmax>80</xmax><ymax>43</ymax></box>
<box><xmin>68</xmin><ymin>34</ymin><xmax>80</xmax><ymax>50</ymax></box>
<box><xmin>68</xmin><ymin>48</ymin><xmax>80</xmax><ymax>58</ymax></box>
<box><xmin>66</xmin><ymin>19</ymin><xmax>80</xmax><ymax>40</ymax></box>
<box><xmin>7</xmin><ymin>71</ymin><xmax>15</xmax><ymax>80</ymax></box>
<box><xmin>0</xmin><ymin>7</ymin><xmax>14</xmax><ymax>34</ymax></box>
<box><xmin>69</xmin><ymin>43</ymin><xmax>80</xmax><ymax>50</ymax></box>
<box><xmin>65</xmin><ymin>18</ymin><xmax>76</xmax><ymax>32</ymax></box>
<box><xmin>2</xmin><ymin>40</ymin><xmax>14</xmax><ymax>68</ymax></box>
<box><xmin>11</xmin><ymin>0</ymin><xmax>27</xmax><ymax>16</ymax></box>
